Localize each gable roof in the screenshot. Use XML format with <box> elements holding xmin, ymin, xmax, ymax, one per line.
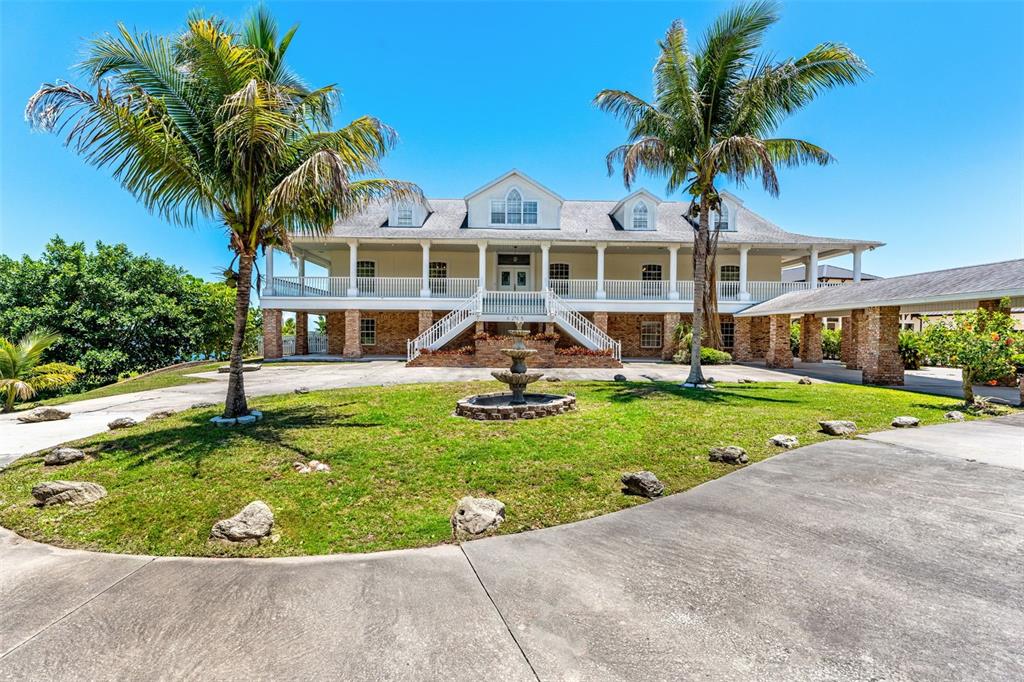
<box><xmin>464</xmin><ymin>169</ymin><xmax>564</xmax><ymax>203</ymax></box>
<box><xmin>739</xmin><ymin>259</ymin><xmax>1024</xmax><ymax>316</ymax></box>
<box><xmin>782</xmin><ymin>264</ymin><xmax>881</xmax><ymax>282</ymax></box>
<box><xmin>610</xmin><ymin>188</ymin><xmax>662</xmax><ymax>215</ymax></box>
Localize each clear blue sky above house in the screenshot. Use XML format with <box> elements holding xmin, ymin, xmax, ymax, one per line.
<box><xmin>2</xmin><ymin>1</ymin><xmax>1022</xmax><ymax>281</ymax></box>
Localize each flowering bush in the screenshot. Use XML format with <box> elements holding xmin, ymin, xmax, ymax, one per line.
<box><xmin>555</xmin><ymin>346</ymin><xmax>612</xmax><ymax>357</ymax></box>
<box><xmin>420</xmin><ymin>345</ymin><xmax>474</xmax><ymax>356</ymax></box>
<box><xmin>475</xmin><ymin>332</ymin><xmax>560</xmax><ymax>343</ymax></box>
<box><xmin>920</xmin><ymin>303</ymin><xmax>1019</xmax><ymax>403</ymax></box>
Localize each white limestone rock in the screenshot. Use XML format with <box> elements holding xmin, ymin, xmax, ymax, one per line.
<box><xmin>32</xmin><ymin>481</ymin><xmax>107</xmax><ymax>507</ymax></box>
<box><xmin>107</xmin><ymin>417</ymin><xmax>137</xmax><ymax>430</ymax></box>
<box><xmin>797</xmin><ymin>377</ymin><xmax>813</xmax><ymax>385</ymax></box>
<box><xmin>891</xmin><ymin>416</ymin><xmax>920</xmax><ymax>428</ymax></box>
<box><xmin>709</xmin><ymin>445</ymin><xmax>749</xmax><ymax>464</ymax></box>
<box><xmin>209</xmin><ymin>501</ymin><xmax>274</xmax><ymax>545</ymax></box>
<box><xmin>293</xmin><ymin>460</ymin><xmax>331</xmax><ymax>474</ymax></box>
<box><xmin>147</xmin><ymin>409</ymin><xmax>175</xmax><ymax>421</ymax></box>
<box><xmin>769</xmin><ymin>434</ymin><xmax>799</xmax><ymax>449</ymax></box>
<box><xmin>17</xmin><ymin>407</ymin><xmax>70</xmax><ymax>424</ymax></box>
<box><xmin>819</xmin><ymin>420</ymin><xmax>858</xmax><ymax>436</ymax></box>
<box><xmin>944</xmin><ymin>410</ymin><xmax>966</xmax><ymax>421</ymax></box>
<box><xmin>451</xmin><ymin>497</ymin><xmax>506</xmax><ymax>542</ymax></box>
<box><xmin>44</xmin><ymin>447</ymin><xmax>86</xmax><ymax>466</ymax></box>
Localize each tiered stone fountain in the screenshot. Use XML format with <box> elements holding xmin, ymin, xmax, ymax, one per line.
<box><xmin>456</xmin><ymin>321</ymin><xmax>576</xmax><ymax>420</ymax></box>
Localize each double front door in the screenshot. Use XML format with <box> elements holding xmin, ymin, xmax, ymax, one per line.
<box><xmin>497</xmin><ymin>267</ymin><xmax>531</xmax><ymax>292</ymax></box>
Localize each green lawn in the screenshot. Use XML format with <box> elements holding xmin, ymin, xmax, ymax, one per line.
<box><xmin>0</xmin><ymin>380</ymin><xmax>983</xmax><ymax>558</ymax></box>
<box><xmin>29</xmin><ymin>362</ymin><xmax>224</xmax><ymax>408</ymax></box>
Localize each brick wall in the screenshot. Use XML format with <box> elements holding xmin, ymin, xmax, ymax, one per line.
<box><xmin>358</xmin><ymin>311</ymin><xmax>419</xmax><ymax>355</ymax></box>
<box><xmin>608</xmin><ymin>313</ymin><xmax>665</xmax><ymax>358</ymax></box>
<box><xmin>327</xmin><ymin>312</ymin><xmax>345</xmax><ymax>355</ymax></box>
<box><xmin>766</xmin><ymin>314</ymin><xmax>793</xmax><ymax>368</ymax></box>
<box><xmin>407</xmin><ymin>336</ymin><xmax>620</xmax><ymax>368</ymax></box>
<box><xmin>845</xmin><ymin>309</ymin><xmax>864</xmax><ymax>369</ymax></box>
<box><xmin>343</xmin><ymin>309</ymin><xmax>361</xmax><ymax>357</ymax></box>
<box><xmin>262</xmin><ymin>309</ymin><xmax>282</xmax><ymax>359</ymax></box>
<box><xmin>798</xmin><ymin>313</ymin><xmax>823</xmax><ymax>363</ymax></box>
<box><xmin>861</xmin><ymin>305</ymin><xmax>904</xmax><ymax>385</ymax></box>
<box><xmin>295</xmin><ymin>313</ymin><xmax>308</xmax><ymax>355</ymax></box>
<box><xmin>839</xmin><ymin>316</ymin><xmax>854</xmax><ymax>366</ymax></box>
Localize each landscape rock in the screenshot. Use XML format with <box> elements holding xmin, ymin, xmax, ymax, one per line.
<box><xmin>451</xmin><ymin>496</ymin><xmax>506</xmax><ymax>542</ymax></box>
<box><xmin>891</xmin><ymin>416</ymin><xmax>920</xmax><ymax>428</ymax></box>
<box><xmin>44</xmin><ymin>447</ymin><xmax>86</xmax><ymax>466</ymax></box>
<box><xmin>769</xmin><ymin>434</ymin><xmax>799</xmax><ymax>449</ymax></box>
<box><xmin>294</xmin><ymin>387</ymin><xmax>310</xmax><ymax>394</ymax></box>
<box><xmin>17</xmin><ymin>407</ymin><xmax>70</xmax><ymax>424</ymax></box>
<box><xmin>147</xmin><ymin>409</ymin><xmax>175</xmax><ymax>421</ymax></box>
<box><xmin>620</xmin><ymin>471</ymin><xmax>664</xmax><ymax>498</ymax></box>
<box><xmin>738</xmin><ymin>378</ymin><xmax>757</xmax><ymax>384</ymax></box>
<box><xmin>944</xmin><ymin>410</ymin><xmax>966</xmax><ymax>421</ymax></box>
<box><xmin>107</xmin><ymin>417</ymin><xmax>137</xmax><ymax>430</ymax></box>
<box><xmin>209</xmin><ymin>501</ymin><xmax>274</xmax><ymax>545</ymax></box>
<box><xmin>709</xmin><ymin>445</ymin><xmax>749</xmax><ymax>465</ymax></box>
<box><xmin>819</xmin><ymin>420</ymin><xmax>858</xmax><ymax>436</ymax></box>
<box><xmin>191</xmin><ymin>401</ymin><xmax>216</xmax><ymax>409</ymax></box>
<box><xmin>798</xmin><ymin>377</ymin><xmax>813</xmax><ymax>385</ymax></box>
<box><xmin>293</xmin><ymin>460</ymin><xmax>331</xmax><ymax>474</ymax></box>
<box><xmin>613</xmin><ymin>374</ymin><xmax>627</xmax><ymax>382</ymax></box>
<box><xmin>32</xmin><ymin>481</ymin><xmax>107</xmax><ymax>507</ymax></box>
<box><xmin>545</xmin><ymin>376</ymin><xmax>561</xmax><ymax>382</ymax></box>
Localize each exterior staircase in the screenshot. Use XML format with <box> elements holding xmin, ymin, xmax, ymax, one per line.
<box><xmin>407</xmin><ymin>290</ymin><xmax>621</xmax><ymax>361</ymax></box>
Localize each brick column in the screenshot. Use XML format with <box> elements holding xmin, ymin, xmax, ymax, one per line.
<box><xmin>544</xmin><ymin>322</ymin><xmax>556</xmax><ymax>335</ymax></box>
<box><xmin>295</xmin><ymin>312</ymin><xmax>308</xmax><ymax>355</ymax></box>
<box><xmin>326</xmin><ymin>312</ymin><xmax>345</xmax><ymax>355</ymax></box>
<box><xmin>662</xmin><ymin>312</ymin><xmax>681</xmax><ymax>360</ymax></box>
<box><xmin>750</xmin><ymin>316</ymin><xmax>769</xmax><ymax>359</ymax></box>
<box><xmin>418</xmin><ymin>310</ymin><xmax>434</xmax><ymax>334</ymax></box>
<box><xmin>344</xmin><ymin>309</ymin><xmax>362</xmax><ymax>357</ymax></box>
<box><xmin>593</xmin><ymin>311</ymin><xmax>609</xmax><ymax>332</ymax></box>
<box><xmin>766</xmin><ymin>314</ymin><xmax>793</xmax><ymax>368</ymax></box>
<box><xmin>845</xmin><ymin>309</ymin><xmax>864</xmax><ymax>369</ymax></box>
<box><xmin>861</xmin><ymin>306</ymin><xmax>903</xmax><ymax>385</ymax></box>
<box><xmin>474</xmin><ymin>321</ymin><xmax>485</xmax><ymax>335</ymax></box>
<box><xmin>839</xmin><ymin>316</ymin><xmax>853</xmax><ymax>366</ymax></box>
<box><xmin>732</xmin><ymin>317</ymin><xmax>753</xmax><ymax>361</ymax></box>
<box><xmin>262</xmin><ymin>309</ymin><xmax>282</xmax><ymax>359</ymax></box>
<box><xmin>798</xmin><ymin>313</ymin><xmax>823</xmax><ymax>363</ymax></box>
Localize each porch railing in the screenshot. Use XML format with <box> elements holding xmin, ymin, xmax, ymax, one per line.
<box><xmin>481</xmin><ymin>291</ymin><xmax>547</xmax><ymax>316</ymax></box>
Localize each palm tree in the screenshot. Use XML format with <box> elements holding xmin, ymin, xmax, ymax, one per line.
<box><xmin>0</xmin><ymin>332</ymin><xmax>82</xmax><ymax>412</ymax></box>
<box><xmin>595</xmin><ymin>0</ymin><xmax>868</xmax><ymax>386</ymax></box>
<box><xmin>26</xmin><ymin>6</ymin><xmax>420</xmax><ymax>417</ymax></box>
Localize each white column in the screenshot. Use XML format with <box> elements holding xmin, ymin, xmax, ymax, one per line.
<box><xmin>668</xmin><ymin>246</ymin><xmax>679</xmax><ymax>300</ymax></box>
<box><xmin>808</xmin><ymin>247</ymin><xmax>819</xmax><ymax>289</ymax></box>
<box><xmin>297</xmin><ymin>255</ymin><xmax>305</xmax><ymax>279</ymax></box>
<box><xmin>540</xmin><ymin>242</ymin><xmax>551</xmax><ymax>291</ymax></box>
<box><xmin>738</xmin><ymin>245</ymin><xmax>750</xmax><ymax>300</ymax></box>
<box><xmin>265</xmin><ymin>246</ymin><xmax>275</xmax><ymax>295</ymax></box>
<box><xmin>595</xmin><ymin>243</ymin><xmax>607</xmax><ymax>299</ymax></box>
<box><xmin>420</xmin><ymin>240</ymin><xmax>431</xmax><ymax>297</ymax></box>
<box><xmin>852</xmin><ymin>247</ymin><xmax>863</xmax><ymax>283</ymax></box>
<box><xmin>347</xmin><ymin>240</ymin><xmax>359</xmax><ymax>296</ymax></box>
<box><xmin>477</xmin><ymin>242</ymin><xmax>487</xmax><ymax>291</ymax></box>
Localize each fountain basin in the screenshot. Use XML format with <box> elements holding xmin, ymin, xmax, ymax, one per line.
<box><xmin>455</xmin><ymin>392</ymin><xmax>577</xmax><ymax>421</ymax></box>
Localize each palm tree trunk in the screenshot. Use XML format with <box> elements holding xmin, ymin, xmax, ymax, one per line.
<box><xmin>684</xmin><ymin>200</ymin><xmax>710</xmax><ymax>386</ymax></box>
<box><xmin>703</xmin><ymin>223</ymin><xmax>723</xmax><ymax>349</ymax></box>
<box><xmin>961</xmin><ymin>368</ymin><xmax>975</xmax><ymax>405</ymax></box>
<box><xmin>2</xmin><ymin>388</ymin><xmax>15</xmax><ymax>413</ymax></box>
<box><xmin>223</xmin><ymin>251</ymin><xmax>254</xmax><ymax>418</ymax></box>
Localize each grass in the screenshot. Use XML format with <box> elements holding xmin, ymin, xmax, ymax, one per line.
<box><xmin>0</xmin><ymin>380</ymin><xmax>986</xmax><ymax>558</ymax></box>
<box><xmin>28</xmin><ymin>362</ymin><xmax>224</xmax><ymax>408</ymax></box>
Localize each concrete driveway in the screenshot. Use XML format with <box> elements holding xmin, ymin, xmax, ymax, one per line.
<box><xmin>2</xmin><ymin>415</ymin><xmax>1021</xmax><ymax>680</ymax></box>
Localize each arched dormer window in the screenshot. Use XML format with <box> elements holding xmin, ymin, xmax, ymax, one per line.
<box><xmin>631</xmin><ymin>201</ymin><xmax>650</xmax><ymax>230</ymax></box>
<box><xmin>489</xmin><ymin>188</ymin><xmax>539</xmax><ymax>226</ymax></box>
<box><xmin>714</xmin><ymin>204</ymin><xmax>730</xmax><ymax>231</ymax></box>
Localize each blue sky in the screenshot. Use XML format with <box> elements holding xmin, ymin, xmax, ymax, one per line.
<box><xmin>2</xmin><ymin>1</ymin><xmax>1022</xmax><ymax>280</ymax></box>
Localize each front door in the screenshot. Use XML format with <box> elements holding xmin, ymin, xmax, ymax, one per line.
<box><xmin>497</xmin><ymin>267</ymin><xmax>531</xmax><ymax>291</ymax></box>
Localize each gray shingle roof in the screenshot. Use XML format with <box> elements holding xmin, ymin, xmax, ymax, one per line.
<box><xmin>782</xmin><ymin>264</ymin><xmax>881</xmax><ymax>282</ymax></box>
<box><xmin>317</xmin><ymin>198</ymin><xmax>881</xmax><ymax>249</ymax></box>
<box><xmin>738</xmin><ymin>260</ymin><xmax>1024</xmax><ymax>316</ymax></box>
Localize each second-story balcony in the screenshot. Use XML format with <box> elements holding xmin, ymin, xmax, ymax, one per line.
<box><xmin>263</xmin><ymin>276</ymin><xmax>831</xmax><ymax>304</ymax></box>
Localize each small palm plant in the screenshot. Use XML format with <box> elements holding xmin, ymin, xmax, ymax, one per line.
<box><xmin>595</xmin><ymin>0</ymin><xmax>868</xmax><ymax>386</ymax></box>
<box><xmin>0</xmin><ymin>332</ymin><xmax>83</xmax><ymax>412</ymax></box>
<box><xmin>26</xmin><ymin>6</ymin><xmax>419</xmax><ymax>417</ymax></box>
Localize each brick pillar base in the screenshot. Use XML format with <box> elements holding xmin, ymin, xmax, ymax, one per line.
<box><xmin>733</xmin><ymin>317</ymin><xmax>753</xmax><ymax>361</ymax></box>
<box><xmin>845</xmin><ymin>309</ymin><xmax>864</xmax><ymax>369</ymax></box>
<box><xmin>861</xmin><ymin>306</ymin><xmax>903</xmax><ymax>385</ymax></box>
<box><xmin>593</xmin><ymin>311</ymin><xmax>608</xmax><ymax>333</ymax></box>
<box><xmin>662</xmin><ymin>312</ymin><xmax>681</xmax><ymax>360</ymax></box>
<box><xmin>418</xmin><ymin>310</ymin><xmax>434</xmax><ymax>334</ymax></box>
<box><xmin>544</xmin><ymin>322</ymin><xmax>555</xmax><ymax>335</ymax></box>
<box><xmin>295</xmin><ymin>312</ymin><xmax>308</xmax><ymax>355</ymax></box>
<box><xmin>766</xmin><ymin>315</ymin><xmax>793</xmax><ymax>368</ymax></box>
<box><xmin>344</xmin><ymin>309</ymin><xmax>362</xmax><ymax>357</ymax></box>
<box><xmin>798</xmin><ymin>313</ymin><xmax>823</xmax><ymax>363</ymax></box>
<box><xmin>839</xmin><ymin>316</ymin><xmax>853</xmax><ymax>365</ymax></box>
<box><xmin>262</xmin><ymin>309</ymin><xmax>282</xmax><ymax>359</ymax></box>
<box><xmin>475</xmin><ymin>321</ymin><xmax>485</xmax><ymax>335</ymax></box>
<box><xmin>327</xmin><ymin>312</ymin><xmax>345</xmax><ymax>355</ymax></box>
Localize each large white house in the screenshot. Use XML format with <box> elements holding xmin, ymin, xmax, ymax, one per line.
<box><xmin>260</xmin><ymin>170</ymin><xmax>881</xmax><ymax>365</ymax></box>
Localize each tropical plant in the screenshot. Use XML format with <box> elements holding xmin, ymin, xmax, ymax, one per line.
<box><xmin>25</xmin><ymin>6</ymin><xmax>419</xmax><ymax>417</ymax></box>
<box><xmin>821</xmin><ymin>328</ymin><xmax>841</xmax><ymax>360</ymax></box>
<box><xmin>0</xmin><ymin>332</ymin><xmax>83</xmax><ymax>412</ymax></box>
<box><xmin>898</xmin><ymin>330</ymin><xmax>923</xmax><ymax>370</ymax></box>
<box><xmin>314</xmin><ymin>316</ymin><xmax>328</xmax><ymax>335</ymax></box>
<box><xmin>673</xmin><ymin>346</ymin><xmax>733</xmax><ymax>365</ymax></box>
<box><xmin>920</xmin><ymin>306</ymin><xmax>1018</xmax><ymax>403</ymax></box>
<box><xmin>282</xmin><ymin>317</ymin><xmax>296</xmax><ymax>336</ymax></box>
<box><xmin>789</xmin><ymin>321</ymin><xmax>801</xmax><ymax>357</ymax></box>
<box><xmin>595</xmin><ymin>0</ymin><xmax>868</xmax><ymax>386</ymax></box>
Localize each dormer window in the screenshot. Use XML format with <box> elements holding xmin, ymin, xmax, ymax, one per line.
<box><xmin>632</xmin><ymin>202</ymin><xmax>650</xmax><ymax>230</ymax></box>
<box><xmin>714</xmin><ymin>204</ymin><xmax>730</xmax><ymax>231</ymax></box>
<box><xmin>395</xmin><ymin>208</ymin><xmax>413</xmax><ymax>227</ymax></box>
<box><xmin>489</xmin><ymin>188</ymin><xmax>539</xmax><ymax>226</ymax></box>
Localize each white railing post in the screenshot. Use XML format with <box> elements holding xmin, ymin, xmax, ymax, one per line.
<box><xmin>595</xmin><ymin>243</ymin><xmax>606</xmax><ymax>299</ymax></box>
<box><xmin>420</xmin><ymin>240</ymin><xmax>431</xmax><ymax>297</ymax></box>
<box><xmin>347</xmin><ymin>240</ymin><xmax>359</xmax><ymax>296</ymax></box>
<box><xmin>668</xmin><ymin>246</ymin><xmax>679</xmax><ymax>300</ymax></box>
<box><xmin>739</xmin><ymin>245</ymin><xmax>750</xmax><ymax>301</ymax></box>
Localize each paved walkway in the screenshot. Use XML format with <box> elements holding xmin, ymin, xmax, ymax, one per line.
<box><xmin>1</xmin><ymin>415</ymin><xmax>1022</xmax><ymax>680</ymax></box>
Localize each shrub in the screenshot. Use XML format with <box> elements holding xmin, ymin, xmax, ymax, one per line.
<box><xmin>898</xmin><ymin>330</ymin><xmax>923</xmax><ymax>370</ymax></box>
<box><xmin>789</xmin><ymin>322</ymin><xmax>801</xmax><ymax>356</ymax></box>
<box><xmin>420</xmin><ymin>346</ymin><xmax>474</xmax><ymax>356</ymax></box>
<box><xmin>821</xmin><ymin>328</ymin><xmax>841</xmax><ymax>360</ymax></box>
<box><xmin>674</xmin><ymin>346</ymin><xmax>732</xmax><ymax>365</ymax></box>
<box><xmin>556</xmin><ymin>346</ymin><xmax>612</xmax><ymax>357</ymax></box>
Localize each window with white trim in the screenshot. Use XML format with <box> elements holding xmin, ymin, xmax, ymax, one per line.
<box><xmin>631</xmin><ymin>201</ymin><xmax>650</xmax><ymax>230</ymax></box>
<box><xmin>714</xmin><ymin>204</ymin><xmax>730</xmax><ymax>231</ymax></box>
<box><xmin>720</xmin><ymin>265</ymin><xmax>740</xmax><ymax>282</ymax></box>
<box><xmin>490</xmin><ymin>189</ymin><xmax>538</xmax><ymax>225</ymax></box>
<box><xmin>522</xmin><ymin>201</ymin><xmax>538</xmax><ymax>224</ymax></box>
<box><xmin>720</xmin><ymin>321</ymin><xmax>735</xmax><ymax>350</ymax></box>
<box><xmin>359</xmin><ymin>318</ymin><xmax>376</xmax><ymax>346</ymax></box>
<box><xmin>490</xmin><ymin>200</ymin><xmax>506</xmax><ymax>224</ymax></box>
<box><xmin>641</xmin><ymin>264</ymin><xmax>662</xmax><ymax>281</ymax></box>
<box><xmin>356</xmin><ymin>261</ymin><xmax>375</xmax><ymax>278</ymax></box>
<box><xmin>394</xmin><ymin>208</ymin><xmax>414</xmax><ymax>227</ymax></box>
<box><xmin>428</xmin><ymin>262</ymin><xmax>447</xmax><ymax>279</ymax></box>
<box><xmin>506</xmin><ymin>189</ymin><xmax>522</xmax><ymax>224</ymax></box>
<box><xmin>640</xmin><ymin>321</ymin><xmax>663</xmax><ymax>348</ymax></box>
<box><xmin>548</xmin><ymin>263</ymin><xmax>570</xmax><ymax>280</ymax></box>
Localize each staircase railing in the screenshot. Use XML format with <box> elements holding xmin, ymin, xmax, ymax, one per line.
<box><xmin>546</xmin><ymin>291</ymin><xmax>622</xmax><ymax>360</ymax></box>
<box><xmin>407</xmin><ymin>290</ymin><xmax>482</xmax><ymax>361</ymax></box>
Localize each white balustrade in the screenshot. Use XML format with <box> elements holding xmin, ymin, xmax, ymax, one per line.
<box><xmin>547</xmin><ymin>291</ymin><xmax>621</xmax><ymax>359</ymax></box>
<box><xmin>481</xmin><ymin>291</ymin><xmax>547</xmax><ymax>316</ymax></box>
<box><xmin>745</xmin><ymin>281</ymin><xmax>810</xmax><ymax>301</ymax></box>
<box><xmin>408</xmin><ymin>291</ymin><xmax>481</xmax><ymax>360</ymax></box>
<box><xmin>427</xmin><ymin>277</ymin><xmax>479</xmax><ymax>299</ymax></box>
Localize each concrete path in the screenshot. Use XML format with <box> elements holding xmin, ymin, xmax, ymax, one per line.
<box><xmin>1</xmin><ymin>416</ymin><xmax>1022</xmax><ymax>680</ymax></box>
<box><xmin>0</xmin><ymin>361</ymin><xmax>800</xmax><ymax>465</ymax></box>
